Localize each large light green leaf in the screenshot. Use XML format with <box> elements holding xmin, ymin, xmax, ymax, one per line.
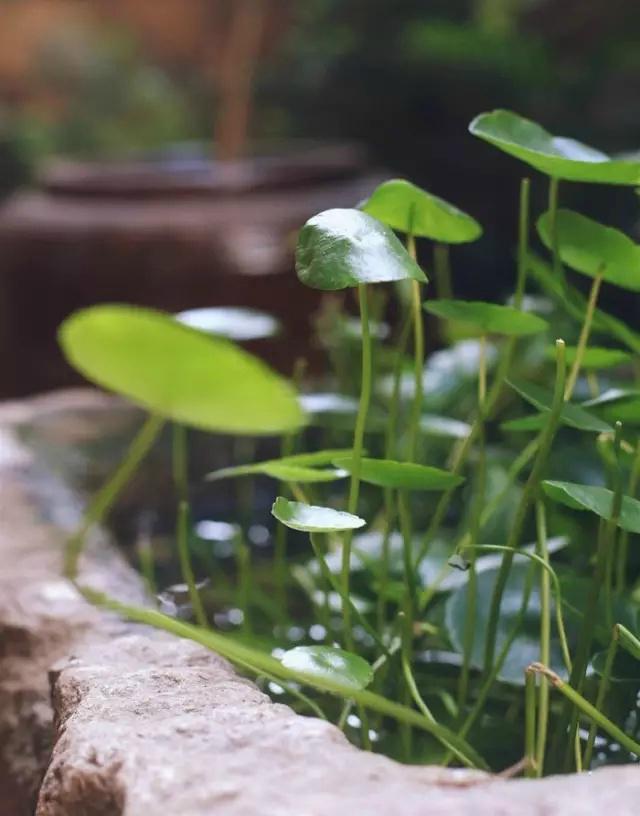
<box><xmin>176</xmin><ymin>306</ymin><xmax>280</xmax><ymax>341</ymax></box>
<box><xmin>333</xmin><ymin>456</ymin><xmax>464</xmax><ymax>491</ymax></box>
<box><xmin>295</xmin><ymin>208</ymin><xmax>427</xmax><ymax>290</ymax></box>
<box><xmin>281</xmin><ymin>646</ymin><xmax>373</xmax><ymax>691</ymax></box>
<box><xmin>271</xmin><ymin>496</ymin><xmax>366</xmax><ymax>533</ymax></box>
<box><xmin>425</xmin><ymin>299</ymin><xmax>548</xmax><ymax>336</ymax></box>
<box><xmin>506</xmin><ymin>379</ymin><xmax>613</xmax><ymax>433</ymax></box>
<box><xmin>59</xmin><ymin>305</ymin><xmax>304</xmax><ymax>435</ymax></box>
<box><xmin>469</xmin><ymin>110</ymin><xmax>640</xmax><ymax>184</ymax></box>
<box><xmin>361</xmin><ymin>178</ymin><xmax>482</xmax><ymax>243</ymax></box>
<box><xmin>542</xmin><ymin>480</ymin><xmax>640</xmax><ymax>533</ymax></box>
<box><xmin>537</xmin><ymin>210</ymin><xmax>640</xmax><ymax>291</ymax></box>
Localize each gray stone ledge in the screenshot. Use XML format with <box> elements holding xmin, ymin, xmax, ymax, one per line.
<box><xmin>0</xmin><ymin>391</ymin><xmax>637</xmax><ymax>815</ymax></box>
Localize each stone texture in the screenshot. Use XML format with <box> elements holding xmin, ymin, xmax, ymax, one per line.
<box><xmin>0</xmin><ymin>390</ymin><xmax>637</xmax><ymax>815</ymax></box>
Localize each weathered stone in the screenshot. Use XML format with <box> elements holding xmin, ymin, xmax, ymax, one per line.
<box><xmin>0</xmin><ymin>390</ymin><xmax>637</xmax><ymax>815</ymax></box>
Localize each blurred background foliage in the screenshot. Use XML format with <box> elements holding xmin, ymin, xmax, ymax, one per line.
<box><xmin>2</xmin><ymin>0</ymin><xmax>640</xmax><ymax>309</ymax></box>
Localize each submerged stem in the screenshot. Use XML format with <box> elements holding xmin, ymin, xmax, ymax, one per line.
<box><xmin>65</xmin><ymin>413</ymin><xmax>165</xmax><ymax>579</ymax></box>
<box><xmin>173</xmin><ymin>424</ymin><xmax>207</xmax><ymax>628</ymax></box>
<box><xmin>535</xmin><ymin>499</ymin><xmax>551</xmax><ymax>776</ymax></box>
<box><xmin>407</xmin><ymin>278</ymin><xmax>425</xmax><ymax>460</ymax></box>
<box><xmin>530</xmin><ymin>662</ymin><xmax>640</xmax><ymax>758</ymax></box>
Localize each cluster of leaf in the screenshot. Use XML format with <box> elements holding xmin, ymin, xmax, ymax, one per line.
<box><xmin>58</xmin><ymin>109</ymin><xmax>640</xmax><ymax>775</ymax></box>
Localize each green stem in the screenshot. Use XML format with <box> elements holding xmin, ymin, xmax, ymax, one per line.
<box><xmin>616</xmin><ymin>439</ymin><xmax>640</xmax><ymax>593</ymax></box>
<box><xmin>407</xmin><ymin>278</ymin><xmax>425</xmax><ymax>460</ymax></box>
<box><xmin>564</xmin><ymin>272</ymin><xmax>603</xmax><ymax>400</ymax></box>
<box><xmin>582</xmin><ymin>626</ymin><xmax>618</xmax><ymax>769</ymax></box>
<box><xmin>341</xmin><ymin>283</ymin><xmax>373</xmax><ymax>649</ymax></box>
<box><xmin>483</xmin><ymin>340</ymin><xmax>567</xmax><ymax>673</ymax></box>
<box><xmin>444</xmin><ymin>562</ymin><xmax>536</xmax><ymax>765</ymax></box>
<box><xmin>548</xmin><ymin>176</ymin><xmax>565</xmax><ymax>289</ymax></box>
<box><xmin>65</xmin><ymin>413</ymin><xmax>165</xmax><ymax>579</ymax></box>
<box><xmin>398</xmin><ymin>490</ymin><xmax>417</xmax><ymax>611</ymax></box>
<box><xmin>530</xmin><ymin>662</ymin><xmax>640</xmax><ymax>758</ymax></box>
<box><xmin>415</xmin><ymin>178</ymin><xmax>532</xmax><ymax>572</ymax></box>
<box><xmin>525</xmin><ymin>667</ymin><xmax>537</xmax><ymax>778</ymax></box>
<box><xmin>75</xmin><ymin>586</ymin><xmax>488</xmax><ymax>768</ymax></box>
<box><xmin>458</xmin><ymin>335</ymin><xmax>487</xmax><ymax>711</ymax></box>
<box><xmin>562</xmin><ymin>422</ymin><xmax>624</xmax><ymax>768</ymax></box>
<box><xmin>535</xmin><ymin>499</ymin><xmax>550</xmax><ymax>776</ymax></box>
<box><xmin>173</xmin><ymin>424</ymin><xmax>207</xmax><ymax>628</ymax></box>
<box><xmin>514</xmin><ymin>178</ymin><xmax>531</xmax><ymax>309</ymax></box>
<box><xmin>309</xmin><ymin>533</ymin><xmax>389</xmax><ymax>656</ymax></box>
<box><xmin>433</xmin><ymin>243</ymin><xmax>453</xmax><ymax>299</ymax></box>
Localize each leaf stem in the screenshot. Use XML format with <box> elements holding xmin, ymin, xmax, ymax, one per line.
<box><xmin>433</xmin><ymin>243</ymin><xmax>453</xmax><ymax>299</ymax></box>
<box><xmin>408</xmin><ymin>277</ymin><xmax>425</xmax><ymax>460</ymax></box>
<box><xmin>535</xmin><ymin>499</ymin><xmax>551</xmax><ymax>775</ymax></box>
<box><xmin>529</xmin><ymin>662</ymin><xmax>640</xmax><ymax>758</ymax></box>
<box><xmin>173</xmin><ymin>424</ymin><xmax>207</xmax><ymax>628</ymax></box>
<box><xmin>514</xmin><ymin>178</ymin><xmax>531</xmax><ymax>309</ymax></box>
<box><xmin>564</xmin><ymin>271</ymin><xmax>603</xmax><ymax>400</ymax></box>
<box><xmin>582</xmin><ymin>625</ymin><xmax>619</xmax><ymax>769</ymax></box>
<box><xmin>65</xmin><ymin>413</ymin><xmax>165</xmax><ymax>578</ymax></box>
<box><xmin>483</xmin><ymin>340</ymin><xmax>567</xmax><ymax>673</ymax></box>
<box><xmin>525</xmin><ymin>666</ymin><xmax>537</xmax><ymax>778</ymax></box>
<box><xmin>341</xmin><ymin>284</ymin><xmax>373</xmax><ymax>649</ymax></box>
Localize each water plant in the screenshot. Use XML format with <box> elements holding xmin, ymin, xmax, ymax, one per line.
<box><xmin>57</xmin><ymin>109</ymin><xmax>640</xmax><ymax>777</ymax></box>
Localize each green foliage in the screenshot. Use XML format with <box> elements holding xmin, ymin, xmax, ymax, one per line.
<box><xmin>295</xmin><ymin>208</ymin><xmax>427</xmax><ymax>290</ymax></box>
<box><xmin>271</xmin><ymin>496</ymin><xmax>366</xmax><ymax>532</ymax></box>
<box><xmin>470</xmin><ymin>110</ymin><xmax>640</xmax><ymax>183</ymax></box>
<box><xmin>332</xmin><ymin>457</ymin><xmax>464</xmax><ymax>491</ymax></box>
<box><xmin>537</xmin><ymin>210</ymin><xmax>640</xmax><ymax>291</ymax></box>
<box><xmin>425</xmin><ymin>299</ymin><xmax>548</xmax><ymax>336</ymax></box>
<box><xmin>59</xmin><ymin>305</ymin><xmax>304</xmax><ymax>435</ymax></box>
<box><xmin>281</xmin><ymin>645</ymin><xmax>373</xmax><ymax>691</ymax></box>
<box><xmin>361</xmin><ymin>179</ymin><xmax>482</xmax><ymax>243</ymax></box>
<box><xmin>542</xmin><ymin>481</ymin><xmax>640</xmax><ymax>533</ymax></box>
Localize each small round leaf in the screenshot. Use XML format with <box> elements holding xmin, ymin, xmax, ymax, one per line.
<box><xmin>295</xmin><ymin>208</ymin><xmax>427</xmax><ymax>291</ymax></box>
<box><xmin>361</xmin><ymin>179</ymin><xmax>482</xmax><ymax>243</ymax></box>
<box><xmin>281</xmin><ymin>646</ymin><xmax>373</xmax><ymax>691</ymax></box>
<box><xmin>537</xmin><ymin>210</ymin><xmax>640</xmax><ymax>291</ymax></box>
<box><xmin>271</xmin><ymin>496</ymin><xmax>366</xmax><ymax>533</ymax></box>
<box><xmin>425</xmin><ymin>299</ymin><xmax>548</xmax><ymax>336</ymax></box>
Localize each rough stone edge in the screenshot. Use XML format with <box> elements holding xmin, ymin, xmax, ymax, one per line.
<box><xmin>0</xmin><ymin>390</ymin><xmax>637</xmax><ymax>815</ymax></box>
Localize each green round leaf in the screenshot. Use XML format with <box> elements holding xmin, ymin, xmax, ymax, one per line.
<box><xmin>176</xmin><ymin>307</ymin><xmax>280</xmax><ymax>341</ymax></box>
<box><xmin>280</xmin><ymin>646</ymin><xmax>373</xmax><ymax>692</ymax></box>
<box><xmin>295</xmin><ymin>208</ymin><xmax>427</xmax><ymax>290</ymax></box>
<box><xmin>271</xmin><ymin>496</ymin><xmax>366</xmax><ymax>533</ymax></box>
<box><xmin>59</xmin><ymin>305</ymin><xmax>305</xmax><ymax>435</ymax></box>
<box><xmin>537</xmin><ymin>210</ymin><xmax>640</xmax><ymax>291</ymax></box>
<box><xmin>361</xmin><ymin>179</ymin><xmax>482</xmax><ymax>243</ymax></box>
<box><xmin>542</xmin><ymin>480</ymin><xmax>640</xmax><ymax>533</ymax></box>
<box><xmin>544</xmin><ymin>346</ymin><xmax>632</xmax><ymax>370</ymax></box>
<box><xmin>332</xmin><ymin>457</ymin><xmax>464</xmax><ymax>491</ymax></box>
<box><xmin>506</xmin><ymin>379</ymin><xmax>613</xmax><ymax>433</ymax></box>
<box><xmin>424</xmin><ymin>299</ymin><xmax>548</xmax><ymax>336</ymax></box>
<box><xmin>470</xmin><ymin>109</ymin><xmax>640</xmax><ymax>184</ymax></box>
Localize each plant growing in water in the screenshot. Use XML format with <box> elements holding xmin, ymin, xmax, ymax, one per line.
<box><xmin>58</xmin><ymin>110</ymin><xmax>640</xmax><ymax>777</ymax></box>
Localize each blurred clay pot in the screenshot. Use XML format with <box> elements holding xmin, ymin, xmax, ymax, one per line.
<box><xmin>0</xmin><ymin>141</ymin><xmax>380</xmax><ymax>397</ymax></box>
